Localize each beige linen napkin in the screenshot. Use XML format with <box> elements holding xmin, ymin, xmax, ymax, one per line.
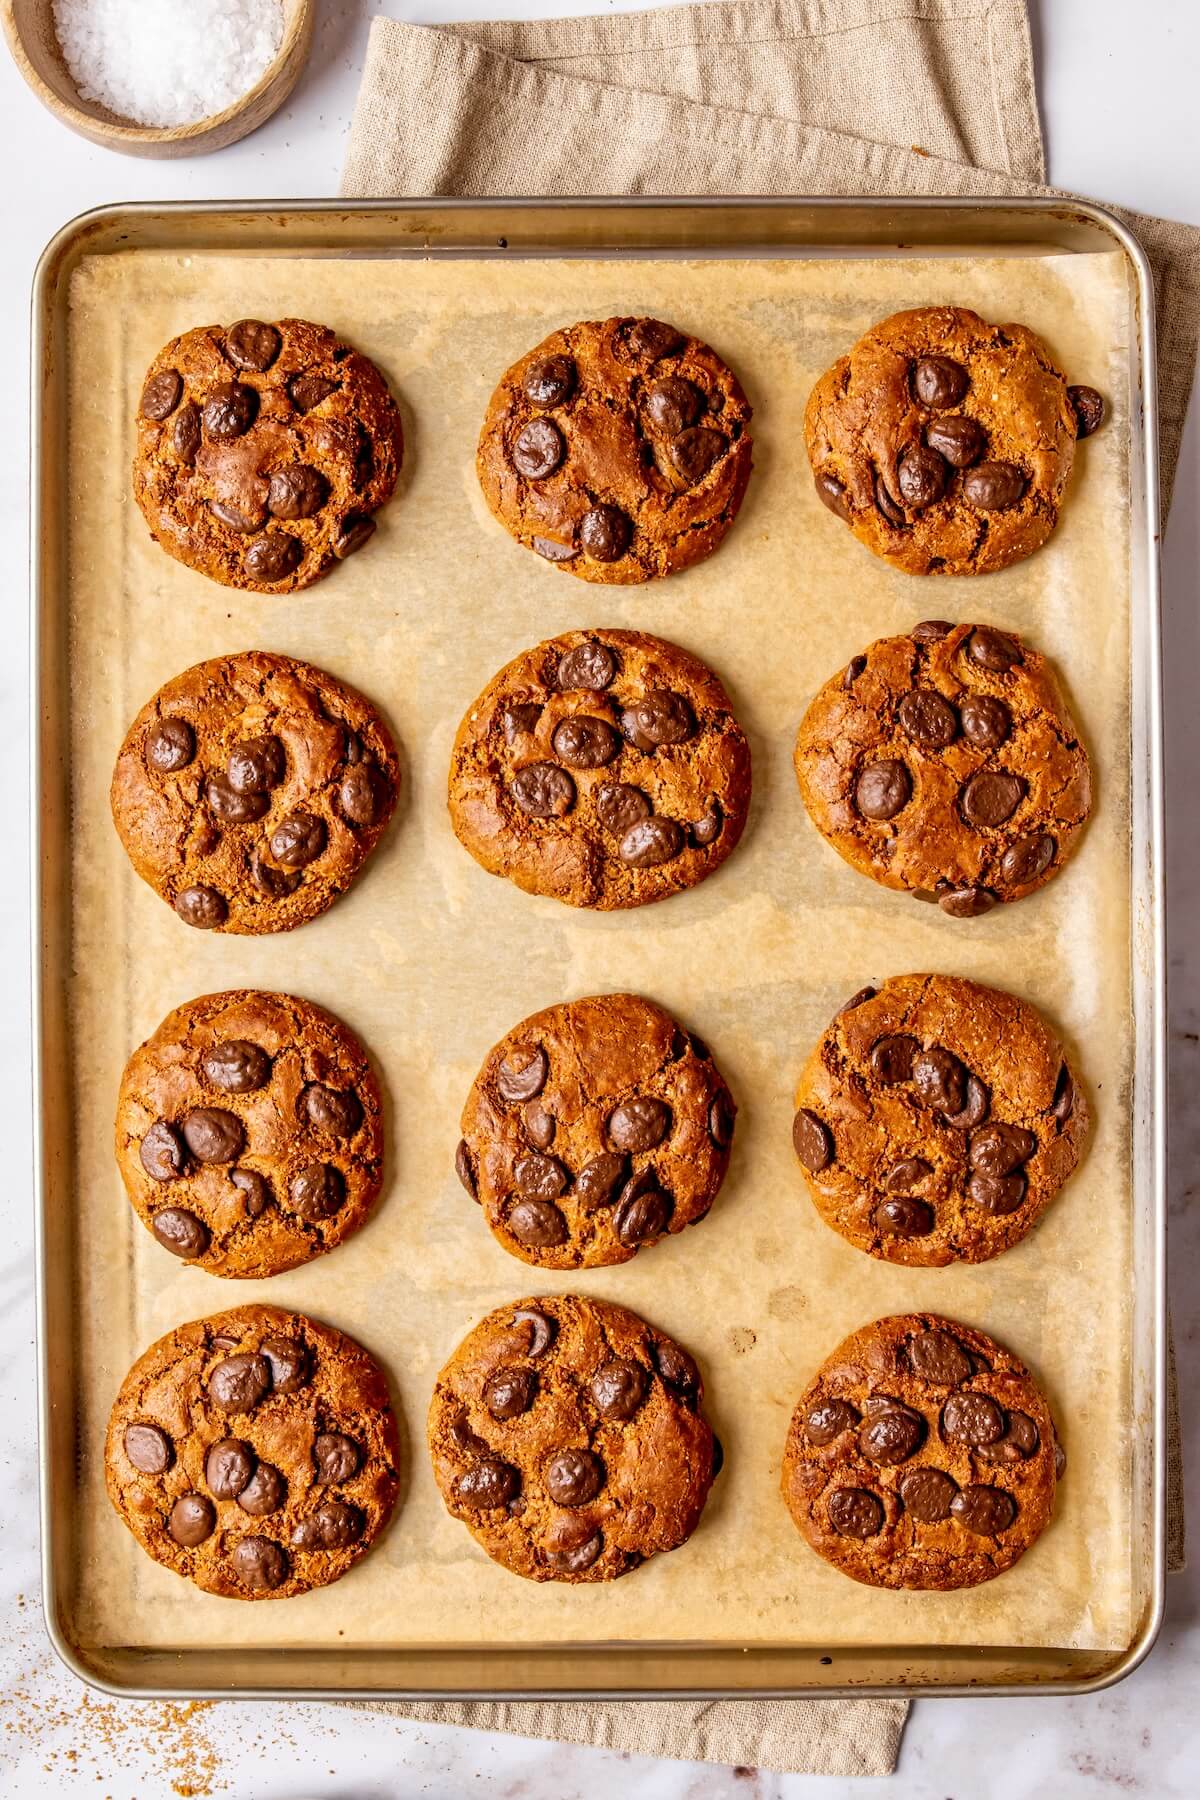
<box><xmin>343</xmin><ymin>0</ymin><xmax>1192</xmax><ymax>1775</ymax></box>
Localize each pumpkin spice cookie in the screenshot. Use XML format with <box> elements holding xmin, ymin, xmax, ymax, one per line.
<box><xmin>105</xmin><ymin>1305</ymin><xmax>401</xmax><ymax>1600</ymax></box>
<box><xmin>806</xmin><ymin>305</ymin><xmax>1105</xmax><ymax>576</ymax></box>
<box><xmin>110</xmin><ymin>651</ymin><xmax>399</xmax><ymax>933</ymax></box>
<box><xmin>133</xmin><ymin>317</ymin><xmax>403</xmax><ymax>593</ymax></box>
<box><xmin>428</xmin><ymin>1295</ymin><xmax>719</xmax><ymax>1582</ymax></box>
<box><xmin>791</xmin><ymin>974</ymin><xmax>1087</xmax><ymax>1267</ymax></box>
<box><xmin>794</xmin><ymin>621</ymin><xmax>1091</xmax><ymax>917</ymax></box>
<box><xmin>448</xmin><ymin>629</ymin><xmax>751</xmax><ymax>909</ymax></box>
<box><xmin>455</xmin><ymin>993</ymin><xmax>735</xmax><ymax>1268</ymax></box>
<box><xmin>116</xmin><ymin>991</ymin><xmax>384</xmax><ymax>1279</ymax></box>
<box><xmin>782</xmin><ymin>1313</ymin><xmax>1063</xmax><ymax>1590</ymax></box>
<box><xmin>476</xmin><ymin>315</ymin><xmax>753</xmax><ymax>583</ymax></box>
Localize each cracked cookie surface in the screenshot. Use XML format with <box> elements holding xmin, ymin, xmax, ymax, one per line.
<box><xmin>794</xmin><ymin>621</ymin><xmax>1091</xmax><ymax>916</ymax></box>
<box><xmin>805</xmin><ymin>305</ymin><xmax>1105</xmax><ymax>576</ymax></box>
<box><xmin>105</xmin><ymin>1304</ymin><xmax>400</xmax><ymax>1600</ymax></box>
<box><xmin>448</xmin><ymin>629</ymin><xmax>751</xmax><ymax>909</ymax></box>
<box><xmin>792</xmin><ymin>974</ymin><xmax>1087</xmax><ymax>1267</ymax></box>
<box><xmin>456</xmin><ymin>993</ymin><xmax>735</xmax><ymax>1269</ymax></box>
<box><xmin>110</xmin><ymin>651</ymin><xmax>399</xmax><ymax>934</ymax></box>
<box><xmin>428</xmin><ymin>1295</ymin><xmax>718</xmax><ymax>1582</ymax></box>
<box><xmin>117</xmin><ymin>990</ymin><xmax>384</xmax><ymax>1279</ymax></box>
<box><xmin>782</xmin><ymin>1313</ymin><xmax>1062</xmax><ymax>1589</ymax></box>
<box><xmin>476</xmin><ymin>316</ymin><xmax>753</xmax><ymax>583</ymax></box>
<box><xmin>133</xmin><ymin>317</ymin><xmax>403</xmax><ymax>593</ymax></box>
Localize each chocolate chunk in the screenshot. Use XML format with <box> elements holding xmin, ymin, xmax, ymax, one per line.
<box><xmin>909</xmin><ymin>1329</ymin><xmax>973</xmax><ymax>1386</ymax></box>
<box><xmin>314</xmin><ymin>1432</ymin><xmax>360</xmax><ymax>1484</ymax></box>
<box><xmin>645</xmin><ymin>377</ymin><xmax>703</xmax><ymax>435</ymax></box>
<box><xmin>169</xmin><ymin>1494</ymin><xmax>216</xmax><ymax>1546</ymax></box>
<box><xmin>238</xmin><ymin>1462</ymin><xmax>286</xmax><ymax>1516</ymax></box>
<box><xmin>941</xmin><ymin>1391</ymin><xmax>1005</xmax><ymax>1446</ymax></box>
<box><xmin>230</xmin><ymin>1538</ymin><xmax>288</xmax><ymax>1590</ymax></box>
<box><xmin>545</xmin><ymin>1532</ymin><xmax>603</xmax><ymax>1573</ymax></box>
<box><xmin>967</xmin><ymin>1170</ymin><xmax>1026</xmax><ymax>1214</ymax></box>
<box><xmin>454</xmin><ymin>1138</ymin><xmax>477</xmax><ymax>1198</ymax></box>
<box><xmin>590</xmin><ymin>1359</ymin><xmax>647</xmax><ymax>1421</ymax></box>
<box><xmin>512</xmin><ymin>761</ymin><xmax>576</xmax><ymax>818</ymax></box>
<box><xmin>614</xmin><ymin>1179</ymin><xmax>672</xmax><ymax>1245</ymax></box>
<box><xmin>268</xmin><ymin>465</ymin><xmax>329</xmax><ymax>519</ymax></box>
<box><xmin>709</xmin><ymin>1089</ymin><xmax>735</xmax><ymax>1149</ymax></box>
<box><xmin>289</xmin><ymin>373</ymin><xmax>338</xmax><ymax>413</ymax></box>
<box><xmin>805</xmin><ymin>1397</ymin><xmax>859</xmax><ymax>1445</ymax></box>
<box><xmin>899</xmin><ymin>1467</ymin><xmax>957</xmax><ymax>1523</ymax></box>
<box><xmin>151</xmin><ymin>1208</ymin><xmax>209</xmax><ymax>1259</ymax></box>
<box><xmin>142</xmin><ymin>369</ymin><xmax>182</xmax><ymax>420</ymax></box>
<box><xmin>978</xmin><ymin>1410</ymin><xmax>1040</xmax><ymax>1464</ymax></box>
<box><xmin>815</xmin><ymin>471</ymin><xmax>852</xmax><ymax>521</ymax></box>
<box><xmin>304</xmin><ymin>1085</ymin><xmax>364</xmax><ymax>1138</ymax></box>
<box><xmin>203</xmin><ymin>1039</ymin><xmax>270</xmax><ymax>1093</ymax></box>
<box><xmin>552</xmin><ymin>715</ymin><xmax>620</xmax><ymax>769</ymax></box>
<box><xmin>512</xmin><ymin>1308</ymin><xmax>556</xmax><ymax>1357</ymax></box>
<box><xmin>202</xmin><ymin>382</ymin><xmax>257</xmax><ymax>439</ymax></box>
<box><xmin>619</xmin><ymin>817</ymin><xmax>685</xmax><ymax>867</ymax></box>
<box><xmin>858</xmin><ymin>1401</ymin><xmax>924</xmax><ymax>1464</ymax></box>
<box><xmin>260</xmin><ymin>1337</ymin><xmax>308</xmax><ymax>1394</ymax></box>
<box><xmin>558</xmin><ymin>641</ymin><xmax>617</xmax><ymax>690</ymax></box>
<box><xmin>172</xmin><ymin>403</ymin><xmax>201</xmax><ymax>462</ymax></box>
<box><xmin>249</xmin><ymin>852</ymin><xmax>302</xmax><ymax>899</ymax></box>
<box><xmin>206</xmin><ymin>771</ymin><xmax>269</xmax><ymax>822</ymax></box>
<box><xmin>227</xmin><ymin>735</ymin><xmax>285</xmax><ymax>794</ymax></box>
<box><xmin>843</xmin><ymin>655</ymin><xmax>866</xmax><ymax>688</ymax></box>
<box><xmin>503</xmin><ymin>703</ymin><xmax>541</xmax><ymax>743</ymax></box>
<box><xmin>970</xmin><ymin>1122</ymin><xmax>1036</xmax><ymax>1177</ymax></box>
<box><xmin>147</xmin><ymin>717</ymin><xmax>195</xmax><ymax>771</ymax></box>
<box><xmin>523</xmin><ymin>1101</ymin><xmax>556</xmax><ymax>1149</ymax></box>
<box><xmin>877</xmin><ymin>1196</ymin><xmax>934</xmax><ymax>1237</ymax></box>
<box><xmin>226</xmin><ymin>319</ymin><xmax>281</xmax><ymax>372</ymax></box>
<box><xmin>513</xmin><ymin>418</ymin><xmax>565</xmax><ymax>480</ymax></box>
<box><xmin>828</xmin><ymin>1486</ymin><xmax>884</xmax><ymax>1538</ymax></box>
<box><xmin>950</xmin><ymin>1484</ymin><xmax>1016</xmax><ymax>1535</ymax></box>
<box><xmin>870</xmin><ymin>1034</ymin><xmax>918</xmax><ymax>1084</ymax></box>
<box><xmin>620</xmin><ymin>690</ymin><xmax>693</xmax><ymax>751</ymax></box>
<box><xmin>899</xmin><ymin>688</ymin><xmax>958</xmax><ymax>749</ymax></box>
<box><xmin>523</xmin><ymin>355</ymin><xmax>575</xmax><ymax>407</ymax></box>
<box><xmin>671</xmin><ymin>425</ymin><xmax>725</xmax><ymax>483</ymax></box>
<box><xmin>596</xmin><ymin>782</ymin><xmax>650</xmax><ymax>835</ymax></box>
<box><xmin>963</xmin><ymin>461</ymin><xmax>1025</xmax><ymax>510</ymax></box>
<box><xmin>912</xmin><ymin>619</ymin><xmax>953</xmax><ymax>642</ymax></box>
<box><xmin>507</xmin><ymin>1196</ymin><xmax>568</xmax><ymax>1247</ymax></box>
<box><xmin>206</xmin><ymin>1437</ymin><xmax>255</xmax><ymax>1499</ymax></box>
<box><xmin>290</xmin><ymin>1162</ymin><xmax>345</xmax><ymax>1221</ymax></box>
<box><xmin>855</xmin><ymin>760</ymin><xmax>911</xmax><ymax>820</ymax></box>
<box><xmin>497</xmin><ymin>1045</ymin><xmax>548</xmax><ymax>1103</ymax></box>
<box><xmin>512</xmin><ymin>1152</ymin><xmax>569</xmax><ymax>1200</ymax></box>
<box><xmin>457</xmin><ymin>1458</ymin><xmax>519</xmax><ymax>1508</ymax></box>
<box><xmin>579</xmin><ymin>505</ymin><xmax>630</xmax><ymax>562</ymax></box>
<box><xmin>333</xmin><ymin>517</ymin><xmax>376</xmax><ymax>559</ymax></box>
<box><xmin>628</xmin><ymin>318</ymin><xmax>683</xmax><ymax>359</ymax></box>
<box><xmin>1052</xmin><ymin>1064</ymin><xmax>1076</xmax><ymax>1125</ymax></box>
<box><xmin>960</xmin><ymin>694</ymin><xmax>1011</xmax><ymax>749</ymax></box>
<box><xmin>912</xmin><ymin>1047</ymin><xmax>966</xmax><ymax>1115</ymax></box>
<box><xmin>123</xmin><ymin>1422</ymin><xmax>173</xmax><ymax>1474</ymax></box>
<box><xmin>245</xmin><ymin>533</ymin><xmax>302</xmax><ymax>582</ymax></box>
<box><xmin>1068</xmin><ymin>385</ymin><xmax>1106</xmax><ymax>437</ymax></box>
<box><xmin>210</xmin><ymin>500</ymin><xmax>261</xmax><ymax>534</ymax></box>
<box><xmin>291</xmin><ymin>1501</ymin><xmax>364</xmax><ymax>1550</ymax></box>
<box><xmin>792</xmin><ymin>1108</ymin><xmax>832</xmax><ymax>1172</ymax></box>
<box><xmin>175</xmin><ymin>885</ymin><xmax>227</xmax><ymax>929</ymax></box>
<box><xmin>913</xmin><ymin>355</ymin><xmax>969</xmax><ymax>408</ymax></box>
<box><xmin>209</xmin><ymin>1354</ymin><xmax>271</xmax><ymax>1415</ymax></box>
<box><xmin>544</xmin><ymin>1447</ymin><xmax>604</xmax><ymax>1506</ymax></box>
<box><xmin>874</xmin><ymin>473</ymin><xmax>906</xmax><ymax>527</ymax></box>
<box><xmin>925</xmin><ymin>414</ymin><xmax>986</xmax><ymax>467</ymax></box>
<box><xmin>1001</xmin><ymin>832</ymin><xmax>1056</xmax><ymax>886</ymax></box>
<box><xmin>883</xmin><ymin>1157</ymin><xmax>932</xmax><ymax>1193</ymax></box>
<box><xmin>181</xmin><ymin>1108</ymin><xmax>243</xmax><ymax>1164</ymax></box>
<box><xmin>269</xmin><ymin>812</ymin><xmax>327</xmax><ymax>867</ymax></box>
<box><xmin>651</xmin><ymin>1339</ymin><xmax>699</xmax><ymax>1398</ymax></box>
<box><xmin>485</xmin><ymin>1367</ymin><xmax>538</xmax><ymax>1420</ymax></box>
<box><xmin>960</xmin><ymin>769</ymin><xmax>1025</xmax><ymax>828</ymax></box>
<box><xmin>573</xmin><ymin>1153</ymin><xmax>627</xmax><ymax>1209</ymax></box>
<box><xmin>607</xmin><ymin>1097</ymin><xmax>671</xmax><ymax>1153</ymax></box>
<box><xmin>897</xmin><ymin>445</ymin><xmax>947</xmax><ymax>510</ymax></box>
<box><xmin>140</xmin><ymin>1120</ymin><xmax>186</xmax><ymax>1181</ymax></box>
<box><xmin>231</xmin><ymin>1169</ymin><xmax>271</xmax><ymax>1217</ymax></box>
<box><xmin>938</xmin><ymin>884</ymin><xmax>997</xmax><ymax>919</ymax></box>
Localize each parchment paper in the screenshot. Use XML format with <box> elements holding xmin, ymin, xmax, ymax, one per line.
<box><xmin>65</xmin><ymin>247</ymin><xmax>1133</xmax><ymax>1657</ymax></box>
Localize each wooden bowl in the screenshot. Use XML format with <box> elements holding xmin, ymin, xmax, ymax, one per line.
<box><xmin>1</xmin><ymin>0</ymin><xmax>313</xmax><ymax>157</ymax></box>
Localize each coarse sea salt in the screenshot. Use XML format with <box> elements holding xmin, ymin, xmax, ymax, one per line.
<box><xmin>53</xmin><ymin>0</ymin><xmax>284</xmax><ymax>129</ymax></box>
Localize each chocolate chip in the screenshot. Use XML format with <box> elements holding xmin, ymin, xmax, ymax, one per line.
<box><xmin>336</xmin><ymin>762</ymin><xmax>385</xmax><ymax>829</ymax></box>
<box><xmin>960</xmin><ymin>694</ymin><xmax>1011</xmax><ymax>750</ymax></box>
<box><xmin>206</xmin><ymin>1437</ymin><xmax>255</xmax><ymax>1497</ymax></box>
<box><xmin>614</xmin><ymin>1179</ymin><xmax>672</xmax><ymax>1245</ymax></box>
<box><xmin>874</xmin><ymin>473</ymin><xmax>906</xmax><ymax>526</ymax></box>
<box><xmin>968</xmin><ymin>628</ymin><xmax>1022</xmax><ymax>672</ymax></box>
<box><xmin>573</xmin><ymin>1153</ymin><xmax>627</xmax><ymax>1209</ymax></box>
<box><xmin>859</xmin><ymin>1402</ymin><xmax>923</xmax><ymax>1464</ymax></box>
<box><xmin>205</xmin><ymin>771</ymin><xmax>269</xmax><ymax>823</ymax></box>
<box><xmin>175</xmin><ymin>885</ymin><xmax>227</xmax><ymax>928</ymax></box>
<box><xmin>551</xmin><ymin>715</ymin><xmax>620</xmax><ymax>769</ymax></box>
<box><xmin>628</xmin><ymin>318</ymin><xmax>683</xmax><ymax>359</ymax></box>
<box><xmin>963</xmin><ymin>461</ymin><xmax>1025</xmax><ymax>510</ymax></box>
<box><xmin>590</xmin><ymin>1359</ymin><xmax>647</xmax><ymax>1421</ymax></box>
<box><xmin>607</xmin><ymin>1097</ymin><xmax>671</xmax><ymax>1153</ymax></box>
<box><xmin>512</xmin><ymin>1152</ymin><xmax>569</xmax><ymax>1200</ymax></box>
<box><xmin>967</xmin><ymin>1170</ymin><xmax>1026</xmax><ymax>1214</ymax></box>
<box><xmin>913</xmin><ymin>355</ymin><xmax>968</xmax><ymax>408</ymax></box>
<box><xmin>652</xmin><ymin>1339</ymin><xmax>699</xmax><ymax>1397</ymax></box>
<box><xmin>203</xmin><ymin>382</ymin><xmax>257</xmax><ymax>439</ymax></box>
<box><xmin>203</xmin><ymin>1040</ymin><xmax>271</xmax><ymax>1093</ymax></box>
<box><xmin>1069</xmin><ymin>385</ymin><xmax>1106</xmax><ymax>437</ymax></box>
<box><xmin>523</xmin><ymin>354</ymin><xmax>575</xmax><ymax>407</ymax></box>
<box><xmin>231</xmin><ymin>1169</ymin><xmax>271</xmax><ymax>1217</ymax></box>
<box><xmin>513</xmin><ymin>418</ymin><xmax>565</xmax><ymax>479</ymax></box>
<box><xmin>140</xmin><ymin>1120</ymin><xmax>186</xmax><ymax>1181</ymax></box>
<box><xmin>870</xmin><ymin>1034</ymin><xmax>918</xmax><ymax>1084</ymax></box>
<box><xmin>512</xmin><ymin>761</ymin><xmax>576</xmax><ymax>818</ymax></box>
<box><xmin>245</xmin><ymin>533</ymin><xmax>302</xmax><ymax>583</ymax></box>
<box><xmin>1054</xmin><ymin>1435</ymin><xmax>1067</xmax><ymax>1480</ymax></box>
<box><xmin>503</xmin><ymin>703</ymin><xmax>541</xmax><ymax>743</ymax></box>
<box><xmin>925</xmin><ymin>414</ymin><xmax>986</xmax><ymax>467</ymax></box>
<box><xmin>558</xmin><ymin>641</ymin><xmax>617</xmax><ymax>690</ymax></box>
<box><xmin>544</xmin><ymin>1447</ymin><xmax>604</xmax><ymax>1507</ymax></box>
<box><xmin>142</xmin><ymin>369</ymin><xmax>182</xmax><ymax>420</ymax></box>
<box><xmin>210</xmin><ymin>499</ymin><xmax>262</xmax><ymax>534</ymax></box>
<box><xmin>912</xmin><ymin>1047</ymin><xmax>966</xmax><ymax>1115</ymax></box>
<box><xmin>497</xmin><ymin>1045</ymin><xmax>548</xmax><ymax>1103</ymax></box>
<box><xmin>877</xmin><ymin>1196</ymin><xmax>934</xmax><ymax>1237</ymax></box>
<box><xmin>938</xmin><ymin>884</ymin><xmax>997</xmax><ymax>918</ymax></box>
<box><xmin>260</xmin><ymin>1337</ymin><xmax>308</xmax><ymax>1394</ymax></box>
<box><xmin>181</xmin><ymin>1108</ymin><xmax>243</xmax><ymax>1164</ymax></box>
<box><xmin>899</xmin><ymin>1467</ymin><xmax>957</xmax><ymax>1523</ymax></box>
<box><xmin>334</xmin><ymin>516</ymin><xmax>377</xmax><ymax>559</ymax></box>
<box><xmin>912</xmin><ymin>619</ymin><xmax>953</xmax><ymax>642</ymax></box>
<box><xmin>595</xmin><ymin>783</ymin><xmax>650</xmax><ymax>835</ymax></box>
<box><xmin>507</xmin><ymin>1196</ymin><xmax>568</xmax><ymax>1247</ymax></box>
<box><xmin>289</xmin><ymin>373</ymin><xmax>338</xmax><ymax>413</ymax></box>
<box><xmin>304</xmin><ymin>1085</ymin><xmax>363</xmax><ymax>1138</ymax></box>
<box><xmin>512</xmin><ymin>1307</ymin><xmax>556</xmax><ymax>1357</ymax></box>
<box><xmin>960</xmin><ymin>769</ymin><xmax>1025</xmax><ymax>828</ymax></box>
<box><xmin>883</xmin><ymin>1157</ymin><xmax>932</xmax><ymax>1192</ymax></box>
<box><xmin>580</xmin><ymin>505</ymin><xmax>631</xmax><ymax>561</ymax></box>
<box><xmin>449</xmin><ymin>1412</ymin><xmax>490</xmax><ymax>1458</ymax></box>
<box><xmin>645</xmin><ymin>377</ymin><xmax>702</xmax><ymax>435</ymax></box>
<box><xmin>620</xmin><ymin>690</ymin><xmax>693</xmax><ymax>751</ymax></box>
<box><xmin>970</xmin><ymin>1122</ymin><xmax>1036</xmax><ymax>1177</ymax></box>
<box><xmin>709</xmin><ymin>1090</ymin><xmax>735</xmax><ymax>1149</ymax></box>
<box><xmin>523</xmin><ymin>1101</ymin><xmax>555</xmax><ymax>1149</ymax></box>
<box><xmin>842</xmin><ymin>655</ymin><xmax>867</xmax><ymax>690</ymax></box>
<box><xmin>545</xmin><ymin>1532</ymin><xmax>603</xmax><ymax>1573</ymax></box>
<box><xmin>978</xmin><ymin>1410</ymin><xmax>1040</xmax><ymax>1464</ymax></box>
<box><xmin>909</xmin><ymin>1329</ymin><xmax>973</xmax><ymax>1386</ymax></box>
<box><xmin>944</xmin><ymin>1074</ymin><xmax>990</xmax><ymax>1132</ymax></box>
<box><xmin>314</xmin><ymin>1432</ymin><xmax>360</xmax><ymax>1484</ymax></box>
<box><xmin>828</xmin><ymin>1486</ymin><xmax>884</xmax><ymax>1538</ymax></box>
<box><xmin>291</xmin><ymin>1501</ymin><xmax>364</xmax><ymax>1550</ymax></box>
<box><xmin>671</xmin><ymin>426</ymin><xmax>725</xmax><ymax>483</ymax></box>
<box><xmin>949</xmin><ymin>1484</ymin><xmax>1016</xmax><ymax>1535</ymax></box>
<box><xmin>897</xmin><ymin>445</ymin><xmax>947</xmax><ymax>510</ymax></box>
<box><xmin>455</xmin><ymin>1138</ymin><xmax>477</xmax><ymax>1198</ymax></box>
<box><xmin>269</xmin><ymin>812</ymin><xmax>327</xmax><ymax>867</ymax></box>
<box><xmin>942</xmin><ymin>1391</ymin><xmax>1005</xmax><ymax>1445</ymax></box>
<box><xmin>1001</xmin><ymin>832</ymin><xmax>1056</xmax><ymax>886</ymax></box>
<box><xmin>227</xmin><ymin>735</ymin><xmax>285</xmax><ymax>794</ymax></box>
<box><xmin>123</xmin><ymin>1423</ymin><xmax>173</xmax><ymax>1473</ymax></box>
<box><xmin>268</xmin><ymin>465</ymin><xmax>329</xmax><ymax>520</ymax></box>
<box><xmin>169</xmin><ymin>1494</ymin><xmax>216</xmax><ymax>1547</ymax></box>
<box><xmin>899</xmin><ymin>688</ymin><xmax>958</xmax><ymax>749</ymax></box>
<box><xmin>249</xmin><ymin>853</ymin><xmax>300</xmax><ymax>898</ymax></box>
<box><xmin>840</xmin><ymin>985</ymin><xmax>878</xmax><ymax>1015</ymax></box>
<box><xmin>1052</xmin><ymin>1064</ymin><xmax>1076</xmax><ymax>1124</ymax></box>
<box><xmin>238</xmin><ymin>1463</ymin><xmax>286</xmax><ymax>1516</ymax></box>
<box><xmin>815</xmin><ymin>471</ymin><xmax>852</xmax><ymax>521</ymax></box>
<box><xmin>457</xmin><ymin>1458</ymin><xmax>519</xmax><ymax>1508</ymax></box>
<box><xmin>290</xmin><ymin>1162</ymin><xmax>345</xmax><ymax>1221</ymax></box>
<box><xmin>172</xmin><ymin>403</ymin><xmax>201</xmax><ymax>462</ymax></box>
<box><xmin>226</xmin><ymin>319</ymin><xmax>281</xmax><ymax>372</ymax></box>
<box><xmin>151</xmin><ymin>1208</ymin><xmax>209</xmax><ymax>1258</ymax></box>
<box><xmin>485</xmin><ymin>1366</ymin><xmax>538</xmax><ymax>1420</ymax></box>
<box><xmin>805</xmin><ymin>1397</ymin><xmax>859</xmax><ymax>1445</ymax></box>
<box><xmin>147</xmin><ymin>717</ymin><xmax>195</xmax><ymax>771</ymax></box>
<box><xmin>855</xmin><ymin>760</ymin><xmax>911</xmax><ymax>820</ymax></box>
<box><xmin>209</xmin><ymin>1354</ymin><xmax>271</xmax><ymax>1414</ymax></box>
<box><xmin>230</xmin><ymin>1538</ymin><xmax>288</xmax><ymax>1590</ymax></box>
<box><xmin>534</xmin><ymin>535</ymin><xmax>579</xmax><ymax>562</ymax></box>
<box><xmin>792</xmin><ymin>1108</ymin><xmax>832</xmax><ymax>1173</ymax></box>
<box><xmin>619</xmin><ymin>817</ymin><xmax>684</xmax><ymax>867</ymax></box>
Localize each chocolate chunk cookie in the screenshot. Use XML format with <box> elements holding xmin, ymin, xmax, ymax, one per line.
<box><xmin>795</xmin><ymin>621</ymin><xmax>1091</xmax><ymax>914</ymax></box>
<box><xmin>105</xmin><ymin>1305</ymin><xmax>400</xmax><ymax>1599</ymax></box>
<box><xmin>476</xmin><ymin>317</ymin><xmax>753</xmax><ymax>583</ymax></box>
<box><xmin>428</xmin><ymin>1295</ymin><xmax>719</xmax><ymax>1581</ymax></box>
<box><xmin>116</xmin><ymin>991</ymin><xmax>384</xmax><ymax>1279</ymax></box>
<box><xmin>782</xmin><ymin>1313</ymin><xmax>1062</xmax><ymax>1589</ymax></box>
<box><xmin>806</xmin><ymin>306</ymin><xmax>1103</xmax><ymax>575</ymax></box>
<box><xmin>133</xmin><ymin>318</ymin><xmax>403</xmax><ymax>592</ymax></box>
<box><xmin>457</xmin><ymin>993</ymin><xmax>735</xmax><ymax>1269</ymax></box>
<box><xmin>110</xmin><ymin>651</ymin><xmax>399</xmax><ymax>933</ymax></box>
<box><xmin>792</xmin><ymin>974</ymin><xmax>1087</xmax><ymax>1266</ymax></box>
<box><xmin>448</xmin><ymin>630</ymin><xmax>751</xmax><ymax>908</ymax></box>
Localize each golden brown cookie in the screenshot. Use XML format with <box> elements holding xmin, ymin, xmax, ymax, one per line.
<box><xmin>110</xmin><ymin>651</ymin><xmax>399</xmax><ymax>933</ymax></box>
<box><xmin>782</xmin><ymin>1314</ymin><xmax>1062</xmax><ymax>1590</ymax></box>
<box><xmin>448</xmin><ymin>629</ymin><xmax>751</xmax><ymax>909</ymax></box>
<box><xmin>105</xmin><ymin>1305</ymin><xmax>400</xmax><ymax>1600</ymax></box>
<box><xmin>133</xmin><ymin>317</ymin><xmax>403</xmax><ymax>592</ymax></box>
<box><xmin>476</xmin><ymin>316</ymin><xmax>753</xmax><ymax>583</ymax></box>
<box><xmin>805</xmin><ymin>305</ymin><xmax>1106</xmax><ymax>576</ymax></box>
<box><xmin>428</xmin><ymin>1295</ymin><xmax>719</xmax><ymax>1582</ymax></box>
<box><xmin>794</xmin><ymin>621</ymin><xmax>1091</xmax><ymax>916</ymax></box>
<box><xmin>116</xmin><ymin>991</ymin><xmax>384</xmax><ymax>1279</ymax></box>
<box><xmin>456</xmin><ymin>993</ymin><xmax>735</xmax><ymax>1268</ymax></box>
<box><xmin>792</xmin><ymin>974</ymin><xmax>1087</xmax><ymax>1266</ymax></box>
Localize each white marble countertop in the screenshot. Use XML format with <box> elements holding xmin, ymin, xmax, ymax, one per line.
<box><xmin>1</xmin><ymin>2</ymin><xmax>1197</xmax><ymax>1794</ymax></box>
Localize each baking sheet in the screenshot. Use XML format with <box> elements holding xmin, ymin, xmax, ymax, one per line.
<box><xmin>64</xmin><ymin>247</ymin><xmax>1133</xmax><ymax>1658</ymax></box>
